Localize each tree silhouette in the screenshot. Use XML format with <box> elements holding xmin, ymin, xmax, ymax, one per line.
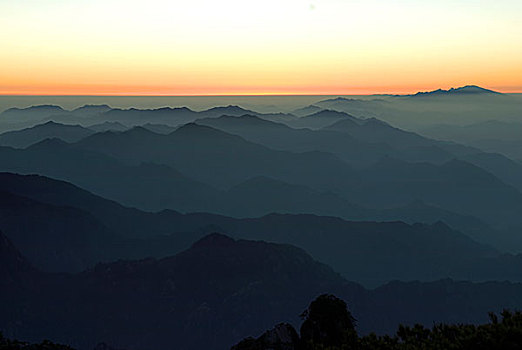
<box><xmin>300</xmin><ymin>294</ymin><xmax>357</xmax><ymax>350</ymax></box>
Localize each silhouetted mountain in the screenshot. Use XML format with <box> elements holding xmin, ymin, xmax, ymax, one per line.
<box><xmin>421</xmin><ymin>120</ymin><xmax>522</xmax><ymax>161</ymax></box>
<box><xmin>0</xmin><ymin>103</ymin><xmax>299</xmax><ymax>132</ymax></box>
<box><xmin>195</xmin><ymin>115</ymin><xmax>403</xmax><ymax>166</ymax></box>
<box><xmin>200</xmin><ymin>106</ymin><xmax>297</xmax><ymax>123</ymax></box>
<box><xmin>233</xmin><ymin>294</ymin><xmax>522</xmax><ymax>350</ymax></box>
<box><xmin>2</xmin><ymin>172</ymin><xmax>520</xmax><ymax>286</ymax></box>
<box><xmin>74</xmin><ymin>123</ymin><xmax>360</xmax><ymax>189</ymax></box>
<box><xmin>86</xmin><ymin>105</ymin><xmax>296</xmax><ymax>128</ymax></box>
<box><xmin>313</xmin><ymin>98</ymin><xmax>391</xmax><ymax>119</ymax></box>
<box><xmin>0</xmin><ymin>189</ymin><xmax>115</xmax><ymax>272</ymax></box>
<box><xmin>325</xmin><ymin>117</ymin><xmax>476</xmax><ymax>162</ymax></box>
<box><xmin>231</xmin><ymin>323</ymin><xmax>299</xmax><ymax>350</ymax></box>
<box><xmin>4</xmin><ymin>234</ymin><xmax>522</xmax><ymax>350</ymax></box>
<box><xmin>459</xmin><ymin>152</ymin><xmax>522</xmax><ymax>193</ymax></box>
<box><xmin>3</xmin><ymin>116</ymin><xmax>522</xmax><ymax>243</ymax></box>
<box><xmin>101</xmin><ymin>106</ymin><xmax>198</xmax><ymax>126</ymax></box>
<box><xmin>224</xmin><ymin>176</ymin><xmax>366</xmax><ymax>218</ymax></box>
<box><xmin>195</xmin><ymin>115</ymin><xmax>522</xmax><ymax>206</ymax></box>
<box><xmin>3</xmin><ymin>234</ymin><xmax>354</xmax><ymax>350</ymax></box>
<box><xmin>204</xmin><ymin>215</ymin><xmax>501</xmax><ymax>286</ymax></box>
<box><xmin>0</xmin><ymin>172</ymin><xmax>220</xmax><ymax>266</ymax></box>
<box><xmin>423</xmin><ymin>120</ymin><xmax>522</xmax><ymax>143</ymax></box>
<box><xmin>329</xmin><ymin>118</ymin><xmax>522</xmax><ymax>189</ymax></box>
<box><xmin>1</xmin><ymin>105</ymin><xmax>66</xmax><ymax>122</ymax></box>
<box><xmin>3</xmin><ymin>120</ymin><xmax>522</xmax><ymax>247</ymax></box>
<box><xmin>291</xmin><ymin>105</ymin><xmax>324</xmax><ymax>117</ymax></box>
<box><xmin>313</xmin><ymin>93</ymin><xmax>521</xmax><ymax>130</ymax></box>
<box><xmin>140</xmin><ymin>123</ymin><xmax>177</xmax><ymax>134</ymax></box>
<box><xmin>72</xmin><ymin>104</ymin><xmax>112</xmax><ymax>115</ymax></box>
<box><xmin>287</xmin><ymin>110</ymin><xmax>362</xmax><ymax>130</ymax></box>
<box><xmin>0</xmin><ymin>172</ymin><xmax>152</xmax><ymax>236</ymax></box>
<box><xmin>0</xmin><ymin>121</ymin><xmax>94</xmax><ymax>148</ymax></box>
<box><xmin>0</xmin><ymin>230</ymin><xmax>37</xmax><ymax>288</ymax></box>
<box><xmin>0</xmin><ymin>138</ymin><xmax>221</xmax><ymax>213</ymax></box>
<box><xmin>204</xmin><ymin>105</ymin><xmax>256</xmax><ymax>117</ymax></box>
<box><xmin>354</xmin><ymin>157</ymin><xmax>522</xmax><ymax>227</ymax></box>
<box><xmin>372</xmin><ymin>200</ymin><xmax>498</xmax><ymax>246</ymax></box>
<box><xmin>324</xmin><ymin>117</ymin><xmax>467</xmax><ymax>154</ymax></box>
<box><xmin>88</xmin><ymin>121</ymin><xmax>128</xmax><ymax>132</ymax></box>
<box><xmin>408</xmin><ymin>85</ymin><xmax>501</xmax><ymax>97</ymax></box>
<box><xmin>204</xmin><ymin>114</ymin><xmax>476</xmax><ymax>167</ymax></box>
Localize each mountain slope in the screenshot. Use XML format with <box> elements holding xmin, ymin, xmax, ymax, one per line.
<box><xmin>0</xmin><ymin>105</ymin><xmax>66</xmax><ymax>123</ymax></box>
<box><xmin>2</xmin><ymin>172</ymin><xmax>518</xmax><ymax>285</ymax></box>
<box><xmin>0</xmin><ymin>121</ymin><xmax>94</xmax><ymax>148</ymax></box>
<box><xmin>194</xmin><ymin>115</ymin><xmax>392</xmax><ymax>166</ymax></box>
<box><xmin>352</xmin><ymin>158</ymin><xmax>522</xmax><ymax>225</ymax></box>
<box><xmin>4</xmin><ymin>234</ymin><xmax>522</xmax><ymax>350</ymax></box>
<box><xmin>74</xmin><ymin>123</ymin><xmax>361</xmax><ymax>189</ymax></box>
<box><xmin>0</xmin><ymin>230</ymin><xmax>37</xmax><ymax>288</ymax></box>
<box><xmin>224</xmin><ymin>176</ymin><xmax>366</xmax><ymax>218</ymax></box>
<box><xmin>88</xmin><ymin>121</ymin><xmax>128</xmax><ymax>132</ymax></box>
<box><xmin>459</xmin><ymin>152</ymin><xmax>522</xmax><ymax>192</ymax></box>
<box><xmin>421</xmin><ymin>120</ymin><xmax>522</xmax><ymax>161</ymax></box>
<box><xmin>199</xmin><ymin>214</ymin><xmax>498</xmax><ymax>286</ymax></box>
<box><xmin>0</xmin><ymin>139</ymin><xmax>222</xmax><ymax>213</ymax></box>
<box><xmin>325</xmin><ymin>117</ymin><xmax>473</xmax><ymax>157</ymax></box>
<box><xmin>287</xmin><ymin>110</ymin><xmax>362</xmax><ymax>129</ymax></box>
<box><xmin>0</xmin><ymin>190</ymin><xmax>116</xmax><ymax>272</ymax></box>
<box><xmin>4</xmin><ymin>234</ymin><xmax>355</xmax><ymax>350</ymax></box>
<box><xmin>196</xmin><ymin>114</ymin><xmax>477</xmax><ymax>167</ymax></box>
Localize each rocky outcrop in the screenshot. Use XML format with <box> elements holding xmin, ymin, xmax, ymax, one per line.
<box><xmin>231</xmin><ymin>323</ymin><xmax>299</xmax><ymax>350</ymax></box>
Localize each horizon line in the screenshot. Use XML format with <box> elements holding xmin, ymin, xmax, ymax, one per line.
<box><xmin>2</xmin><ymin>91</ymin><xmax>522</xmax><ymax>97</ymax></box>
<box><xmin>1</xmin><ymin>84</ymin><xmax>522</xmax><ymax>97</ymax></box>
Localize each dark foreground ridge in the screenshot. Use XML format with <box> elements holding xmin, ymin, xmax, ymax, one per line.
<box><xmin>232</xmin><ymin>294</ymin><xmax>522</xmax><ymax>350</ymax></box>
<box><xmin>4</xmin><ymin>231</ymin><xmax>522</xmax><ymax>350</ymax></box>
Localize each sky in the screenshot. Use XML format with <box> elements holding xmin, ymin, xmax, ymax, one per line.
<box><xmin>1</xmin><ymin>0</ymin><xmax>521</xmax><ymax>95</ymax></box>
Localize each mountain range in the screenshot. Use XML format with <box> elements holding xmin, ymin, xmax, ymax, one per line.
<box><xmin>405</xmin><ymin>85</ymin><xmax>501</xmax><ymax>97</ymax></box>
<box><xmin>3</xmin><ymin>172</ymin><xmax>522</xmax><ymax>286</ymax></box>
<box><xmin>1</xmin><ymin>91</ymin><xmax>522</xmax><ymax>349</ymax></box>
<box><xmin>3</xmin><ymin>230</ymin><xmax>522</xmax><ymax>350</ymax></box>
<box><xmin>1</xmin><ymin>115</ymin><xmax>522</xmax><ymax>251</ymax></box>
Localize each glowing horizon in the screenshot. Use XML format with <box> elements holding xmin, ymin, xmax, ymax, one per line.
<box><xmin>1</xmin><ymin>0</ymin><xmax>521</xmax><ymax>96</ymax></box>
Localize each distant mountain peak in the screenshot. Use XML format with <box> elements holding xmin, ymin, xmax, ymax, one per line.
<box><xmin>362</xmin><ymin>117</ymin><xmax>390</xmax><ymax>127</ymax></box>
<box><xmin>191</xmin><ymin>233</ymin><xmax>236</xmax><ymax>248</ymax></box>
<box><xmin>215</xmin><ymin>114</ymin><xmax>260</xmax><ymax>121</ymax></box>
<box><xmin>2</xmin><ymin>104</ymin><xmax>65</xmax><ymax>114</ymax></box>
<box><xmin>96</xmin><ymin>121</ymin><xmax>126</xmax><ymax>126</ymax></box>
<box><xmin>306</xmin><ymin>109</ymin><xmax>354</xmax><ymax>118</ymax></box>
<box><xmin>208</xmin><ymin>105</ymin><xmax>248</xmax><ymax>111</ymax></box>
<box><xmin>210</xmin><ymin>114</ymin><xmax>281</xmax><ymax>126</ymax></box>
<box><xmin>172</xmin><ymin>106</ymin><xmax>192</xmax><ymax>111</ymax></box>
<box><xmin>173</xmin><ymin>122</ymin><xmax>231</xmax><ymax>137</ymax></box>
<box><xmin>26</xmin><ymin>137</ymin><xmax>70</xmax><ymax>150</ymax></box>
<box><xmin>73</xmin><ymin>104</ymin><xmax>112</xmax><ymax>113</ymax></box>
<box><xmin>41</xmin><ymin>120</ymin><xmax>61</xmax><ymax>126</ymax></box>
<box><xmin>292</xmin><ymin>105</ymin><xmax>324</xmax><ymax>117</ymax></box>
<box><xmin>204</xmin><ymin>105</ymin><xmax>256</xmax><ymax>116</ymax></box>
<box><xmin>410</xmin><ymin>85</ymin><xmax>501</xmax><ymax>97</ymax></box>
<box><xmin>126</xmin><ymin>125</ymin><xmax>157</xmax><ymax>135</ymax></box>
<box><xmin>174</xmin><ymin>122</ymin><xmax>207</xmax><ymax>131</ymax></box>
<box><xmin>35</xmin><ymin>120</ymin><xmax>84</xmax><ymax>129</ymax></box>
<box><xmin>323</xmin><ymin>118</ymin><xmax>361</xmax><ymax>130</ymax></box>
<box><xmin>79</xmin><ymin>104</ymin><xmax>111</xmax><ymax>108</ymax></box>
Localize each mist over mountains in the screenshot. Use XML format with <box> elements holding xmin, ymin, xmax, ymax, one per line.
<box><xmin>1</xmin><ymin>86</ymin><xmax>522</xmax><ymax>349</ymax></box>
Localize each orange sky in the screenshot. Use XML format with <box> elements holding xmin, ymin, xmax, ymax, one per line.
<box><xmin>1</xmin><ymin>0</ymin><xmax>521</xmax><ymax>95</ymax></box>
